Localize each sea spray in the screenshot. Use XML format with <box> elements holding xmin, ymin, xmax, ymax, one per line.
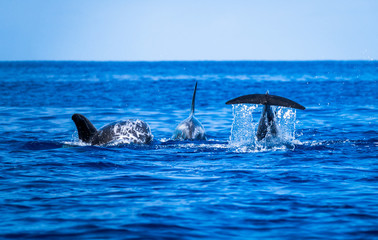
<box><xmin>229</xmin><ymin>104</ymin><xmax>298</xmax><ymax>151</ymax></box>
<box><xmin>229</xmin><ymin>104</ymin><xmax>258</xmax><ymax>146</ymax></box>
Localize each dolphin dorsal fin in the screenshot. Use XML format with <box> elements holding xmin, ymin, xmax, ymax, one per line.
<box><xmin>190</xmin><ymin>82</ymin><xmax>198</xmax><ymax>116</ymax></box>
<box><xmin>72</xmin><ymin>114</ymin><xmax>98</xmax><ymax>143</ymax></box>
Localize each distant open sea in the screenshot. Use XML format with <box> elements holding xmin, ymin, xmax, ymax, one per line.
<box><xmin>0</xmin><ymin>61</ymin><xmax>377</xmax><ymax>239</ymax></box>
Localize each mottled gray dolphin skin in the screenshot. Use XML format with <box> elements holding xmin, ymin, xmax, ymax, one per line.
<box><xmin>226</xmin><ymin>92</ymin><xmax>305</xmax><ymax>140</ymax></box>
<box><xmin>72</xmin><ymin>114</ymin><xmax>153</xmax><ymax>145</ymax></box>
<box><xmin>172</xmin><ymin>82</ymin><xmax>206</xmax><ymax>140</ymax></box>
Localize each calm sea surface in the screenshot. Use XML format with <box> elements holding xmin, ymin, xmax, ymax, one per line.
<box><xmin>0</xmin><ymin>61</ymin><xmax>377</xmax><ymax>239</ymax></box>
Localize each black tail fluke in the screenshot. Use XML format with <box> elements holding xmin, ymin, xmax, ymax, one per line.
<box><xmin>190</xmin><ymin>82</ymin><xmax>198</xmax><ymax>116</ymax></box>
<box><xmin>226</xmin><ymin>93</ymin><xmax>305</xmax><ymax>110</ymax></box>
<box><xmin>72</xmin><ymin>114</ymin><xmax>98</xmax><ymax>143</ymax></box>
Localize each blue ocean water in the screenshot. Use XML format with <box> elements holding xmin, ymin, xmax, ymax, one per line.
<box><xmin>0</xmin><ymin>61</ymin><xmax>377</xmax><ymax>239</ymax></box>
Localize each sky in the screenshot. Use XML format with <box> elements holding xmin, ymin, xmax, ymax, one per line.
<box><xmin>0</xmin><ymin>0</ymin><xmax>377</xmax><ymax>61</ymax></box>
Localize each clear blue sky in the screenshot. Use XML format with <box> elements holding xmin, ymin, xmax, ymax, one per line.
<box><xmin>0</xmin><ymin>0</ymin><xmax>377</xmax><ymax>61</ymax></box>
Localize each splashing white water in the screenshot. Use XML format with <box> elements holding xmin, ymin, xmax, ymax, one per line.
<box><xmin>229</xmin><ymin>104</ymin><xmax>298</xmax><ymax>151</ymax></box>
<box><xmin>230</xmin><ymin>104</ymin><xmax>258</xmax><ymax>146</ymax></box>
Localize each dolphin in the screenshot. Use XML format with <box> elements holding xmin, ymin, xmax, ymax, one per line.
<box><xmin>172</xmin><ymin>82</ymin><xmax>206</xmax><ymax>140</ymax></box>
<box><xmin>72</xmin><ymin>114</ymin><xmax>153</xmax><ymax>145</ymax></box>
<box><xmin>226</xmin><ymin>92</ymin><xmax>305</xmax><ymax>140</ymax></box>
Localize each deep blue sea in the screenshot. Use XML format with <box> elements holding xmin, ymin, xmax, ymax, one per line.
<box><xmin>0</xmin><ymin>61</ymin><xmax>377</xmax><ymax>239</ymax></box>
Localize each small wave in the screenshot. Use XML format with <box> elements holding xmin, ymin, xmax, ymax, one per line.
<box><xmin>155</xmin><ymin>139</ymin><xmax>229</xmax><ymax>152</ymax></box>
<box><xmin>22</xmin><ymin>141</ymin><xmax>65</xmax><ymax>150</ymax></box>
<box><xmin>295</xmin><ymin>138</ymin><xmax>377</xmax><ymax>152</ymax></box>
<box><xmin>63</xmin><ymin>140</ymin><xmax>90</xmax><ymax>147</ymax></box>
<box><xmin>73</xmin><ymin>161</ymin><xmax>124</xmax><ymax>169</ymax></box>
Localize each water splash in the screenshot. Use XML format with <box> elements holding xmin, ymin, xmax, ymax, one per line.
<box><xmin>67</xmin><ymin>131</ymin><xmax>90</xmax><ymax>146</ymax></box>
<box><xmin>229</xmin><ymin>104</ymin><xmax>258</xmax><ymax>146</ymax></box>
<box><xmin>229</xmin><ymin>104</ymin><xmax>298</xmax><ymax>151</ymax></box>
<box><xmin>275</xmin><ymin>106</ymin><xmax>297</xmax><ymax>141</ymax></box>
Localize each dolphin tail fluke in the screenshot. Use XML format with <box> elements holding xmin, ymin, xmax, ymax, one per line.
<box><xmin>72</xmin><ymin>114</ymin><xmax>98</xmax><ymax>143</ymax></box>
<box><xmin>190</xmin><ymin>82</ymin><xmax>198</xmax><ymax>116</ymax></box>
<box><xmin>226</xmin><ymin>92</ymin><xmax>305</xmax><ymax>110</ymax></box>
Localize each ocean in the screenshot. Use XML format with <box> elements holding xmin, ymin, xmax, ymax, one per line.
<box><xmin>0</xmin><ymin>61</ymin><xmax>377</xmax><ymax>239</ymax></box>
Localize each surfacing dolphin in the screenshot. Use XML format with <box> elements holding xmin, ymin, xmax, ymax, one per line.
<box><xmin>72</xmin><ymin>114</ymin><xmax>153</xmax><ymax>145</ymax></box>
<box><xmin>226</xmin><ymin>92</ymin><xmax>305</xmax><ymax>140</ymax></box>
<box><xmin>172</xmin><ymin>82</ymin><xmax>206</xmax><ymax>140</ymax></box>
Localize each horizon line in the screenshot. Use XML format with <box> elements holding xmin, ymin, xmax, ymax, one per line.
<box><xmin>0</xmin><ymin>59</ymin><xmax>376</xmax><ymax>62</ymax></box>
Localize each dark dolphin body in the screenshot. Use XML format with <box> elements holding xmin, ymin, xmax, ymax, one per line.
<box><xmin>72</xmin><ymin>114</ymin><xmax>153</xmax><ymax>145</ymax></box>
<box><xmin>226</xmin><ymin>92</ymin><xmax>305</xmax><ymax>140</ymax></box>
<box><xmin>172</xmin><ymin>82</ymin><xmax>206</xmax><ymax>140</ymax></box>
